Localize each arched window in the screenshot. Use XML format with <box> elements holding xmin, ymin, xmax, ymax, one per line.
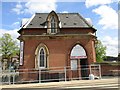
<box><xmin>70</xmin><ymin>44</ymin><xmax>87</xmax><ymax>70</ymax></box>
<box><xmin>71</xmin><ymin>44</ymin><xmax>87</xmax><ymax>58</ymax></box>
<box><xmin>46</xmin><ymin>11</ymin><xmax>59</xmax><ymax>34</ymax></box>
<box><xmin>39</xmin><ymin>47</ymin><xmax>47</xmax><ymax>68</ymax></box>
<box><xmin>35</xmin><ymin>44</ymin><xmax>49</xmax><ymax>69</ymax></box>
<box><xmin>50</xmin><ymin>16</ymin><xmax>56</xmax><ymax>33</ymax></box>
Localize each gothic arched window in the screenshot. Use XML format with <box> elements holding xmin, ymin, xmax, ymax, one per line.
<box><xmin>50</xmin><ymin>16</ymin><xmax>56</xmax><ymax>33</ymax></box>
<box><xmin>46</xmin><ymin>11</ymin><xmax>60</xmax><ymax>34</ymax></box>
<box><xmin>39</xmin><ymin>47</ymin><xmax>47</xmax><ymax>68</ymax></box>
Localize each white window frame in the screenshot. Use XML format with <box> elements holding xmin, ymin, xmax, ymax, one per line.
<box><xmin>38</xmin><ymin>47</ymin><xmax>46</xmax><ymax>69</ymax></box>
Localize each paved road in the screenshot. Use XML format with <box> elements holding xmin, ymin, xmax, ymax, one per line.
<box><xmin>2</xmin><ymin>84</ymin><xmax>119</xmax><ymax>90</ymax></box>
<box><xmin>1</xmin><ymin>87</ymin><xmax>119</xmax><ymax>90</ymax></box>
<box><xmin>1</xmin><ymin>78</ymin><xmax>119</xmax><ymax>90</ymax></box>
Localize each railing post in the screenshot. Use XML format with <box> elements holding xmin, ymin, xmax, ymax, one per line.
<box><xmin>13</xmin><ymin>70</ymin><xmax>15</xmax><ymax>84</ymax></box>
<box><xmin>90</xmin><ymin>65</ymin><xmax>92</xmax><ymax>74</ymax></box>
<box><xmin>64</xmin><ymin>67</ymin><xmax>67</xmax><ymax>81</ymax></box>
<box><xmin>0</xmin><ymin>78</ymin><xmax>1</xmax><ymax>85</ymax></box>
<box><xmin>99</xmin><ymin>64</ymin><xmax>102</xmax><ymax>79</ymax></box>
<box><xmin>78</xmin><ymin>65</ymin><xmax>81</xmax><ymax>80</ymax></box>
<box><xmin>39</xmin><ymin>68</ymin><xmax>41</xmax><ymax>83</ymax></box>
<box><xmin>8</xmin><ymin>70</ymin><xmax>11</xmax><ymax>85</ymax></box>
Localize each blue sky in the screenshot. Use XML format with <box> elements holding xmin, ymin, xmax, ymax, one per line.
<box><xmin>0</xmin><ymin>0</ymin><xmax>118</xmax><ymax>57</ymax></box>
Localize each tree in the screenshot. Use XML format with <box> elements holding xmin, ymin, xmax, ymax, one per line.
<box><xmin>95</xmin><ymin>40</ymin><xmax>106</xmax><ymax>63</ymax></box>
<box><xmin>0</xmin><ymin>33</ymin><xmax>19</xmax><ymax>69</ymax></box>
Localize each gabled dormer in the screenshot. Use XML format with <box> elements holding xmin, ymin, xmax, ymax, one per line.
<box><xmin>46</xmin><ymin>11</ymin><xmax>60</xmax><ymax>34</ymax></box>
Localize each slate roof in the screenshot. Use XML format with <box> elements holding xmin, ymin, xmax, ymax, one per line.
<box><xmin>22</xmin><ymin>12</ymin><xmax>94</xmax><ymax>29</ymax></box>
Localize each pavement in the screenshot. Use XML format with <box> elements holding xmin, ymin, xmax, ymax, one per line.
<box><xmin>0</xmin><ymin>77</ymin><xmax>119</xmax><ymax>90</ymax></box>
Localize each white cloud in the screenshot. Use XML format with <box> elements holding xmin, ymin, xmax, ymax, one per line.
<box><xmin>0</xmin><ymin>29</ymin><xmax>19</xmax><ymax>41</ymax></box>
<box><xmin>85</xmin><ymin>18</ymin><xmax>93</xmax><ymax>26</ymax></box>
<box><xmin>24</xmin><ymin>0</ymin><xmax>57</xmax><ymax>14</ymax></box>
<box><xmin>85</xmin><ymin>0</ymin><xmax>117</xmax><ymax>8</ymax></box>
<box><xmin>12</xmin><ymin>2</ymin><xmax>23</xmax><ymax>14</ymax></box>
<box><xmin>100</xmin><ymin>36</ymin><xmax>118</xmax><ymax>57</ymax></box>
<box><xmin>12</xmin><ymin>0</ymin><xmax>57</xmax><ymax>14</ymax></box>
<box><xmin>92</xmin><ymin>5</ymin><xmax>118</xmax><ymax>30</ymax></box>
<box><xmin>21</xmin><ymin>18</ymin><xmax>29</xmax><ymax>27</ymax></box>
<box><xmin>12</xmin><ymin>22</ymin><xmax>20</xmax><ymax>28</ymax></box>
<box><xmin>61</xmin><ymin>11</ymin><xmax>69</xmax><ymax>13</ymax></box>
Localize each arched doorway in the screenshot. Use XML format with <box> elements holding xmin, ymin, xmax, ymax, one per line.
<box><xmin>70</xmin><ymin>44</ymin><xmax>88</xmax><ymax>79</ymax></box>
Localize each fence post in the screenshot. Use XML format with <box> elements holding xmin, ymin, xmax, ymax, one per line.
<box><xmin>0</xmin><ymin>73</ymin><xmax>2</xmax><ymax>85</ymax></box>
<box><xmin>39</xmin><ymin>68</ymin><xmax>41</xmax><ymax>83</ymax></box>
<box><xmin>64</xmin><ymin>67</ymin><xmax>67</xmax><ymax>81</ymax></box>
<box><xmin>99</xmin><ymin>64</ymin><xmax>102</xmax><ymax>79</ymax></box>
<box><xmin>8</xmin><ymin>70</ymin><xmax>11</xmax><ymax>85</ymax></box>
<box><xmin>13</xmin><ymin>70</ymin><xmax>15</xmax><ymax>84</ymax></box>
<box><xmin>90</xmin><ymin>65</ymin><xmax>92</xmax><ymax>74</ymax></box>
<box><xmin>78</xmin><ymin>65</ymin><xmax>81</xmax><ymax>80</ymax></box>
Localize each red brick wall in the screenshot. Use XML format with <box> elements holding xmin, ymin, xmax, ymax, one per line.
<box><xmin>22</xmin><ymin>37</ymin><xmax>96</xmax><ymax>68</ymax></box>
<box><xmin>100</xmin><ymin>64</ymin><xmax>119</xmax><ymax>76</ymax></box>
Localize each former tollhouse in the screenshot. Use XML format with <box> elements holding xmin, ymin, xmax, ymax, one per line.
<box><xmin>18</xmin><ymin>11</ymin><xmax>97</xmax><ymax>81</ymax></box>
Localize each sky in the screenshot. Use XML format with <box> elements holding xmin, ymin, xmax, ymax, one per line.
<box><xmin>0</xmin><ymin>0</ymin><xmax>118</xmax><ymax>57</ymax></box>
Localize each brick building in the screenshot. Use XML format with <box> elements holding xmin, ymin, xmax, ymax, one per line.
<box><xmin>18</xmin><ymin>11</ymin><xmax>97</xmax><ymax>81</ymax></box>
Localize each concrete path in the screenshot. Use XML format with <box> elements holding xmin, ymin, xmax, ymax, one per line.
<box><xmin>0</xmin><ymin>78</ymin><xmax>119</xmax><ymax>89</ymax></box>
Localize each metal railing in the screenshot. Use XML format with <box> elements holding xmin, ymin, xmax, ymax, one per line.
<box><xmin>1</xmin><ymin>64</ymin><xmax>101</xmax><ymax>85</ymax></box>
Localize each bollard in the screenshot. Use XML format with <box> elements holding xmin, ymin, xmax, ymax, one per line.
<box><xmin>89</xmin><ymin>74</ymin><xmax>94</xmax><ymax>80</ymax></box>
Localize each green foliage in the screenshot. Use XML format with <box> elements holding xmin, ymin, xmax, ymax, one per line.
<box><xmin>0</xmin><ymin>33</ymin><xmax>19</xmax><ymax>60</ymax></box>
<box><xmin>95</xmin><ymin>40</ymin><xmax>106</xmax><ymax>63</ymax></box>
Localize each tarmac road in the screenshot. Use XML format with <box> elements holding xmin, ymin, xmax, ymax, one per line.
<box><xmin>2</xmin><ymin>83</ymin><xmax>119</xmax><ymax>90</ymax></box>
<box><xmin>1</xmin><ymin>78</ymin><xmax>119</xmax><ymax>90</ymax></box>
<box><xmin>1</xmin><ymin>87</ymin><xmax>119</xmax><ymax>90</ymax></box>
